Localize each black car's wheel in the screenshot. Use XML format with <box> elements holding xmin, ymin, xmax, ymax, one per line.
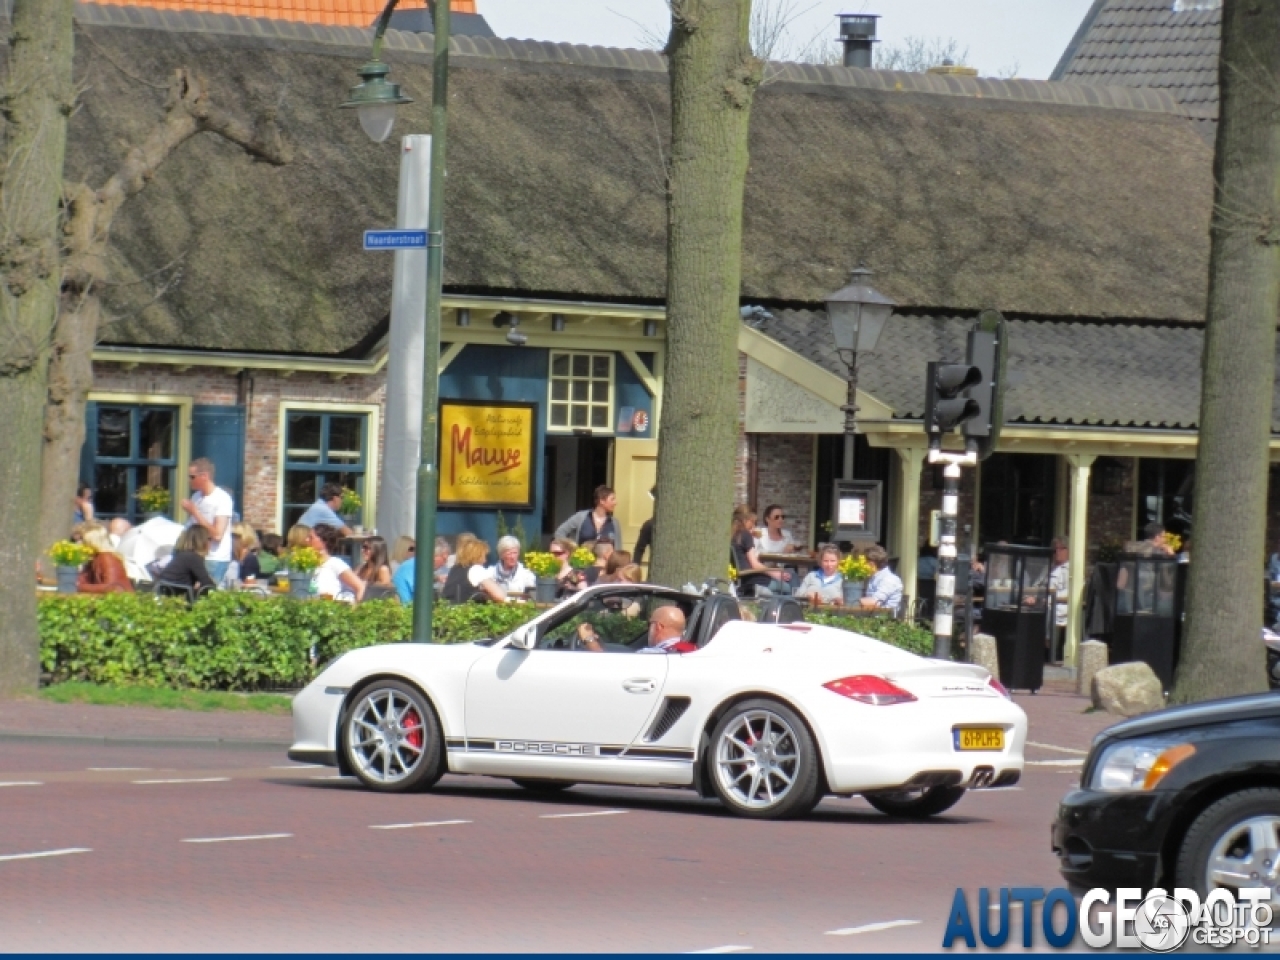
<box><xmin>512</xmin><ymin>778</ymin><xmax>575</xmax><ymax>793</ymax></box>
<box><xmin>708</xmin><ymin>698</ymin><xmax>821</xmax><ymax>820</ymax></box>
<box><xmin>341</xmin><ymin>680</ymin><xmax>443</xmax><ymax>793</ymax></box>
<box><xmin>864</xmin><ymin>785</ymin><xmax>966</xmax><ymax>818</ymax></box>
<box><xmin>1176</xmin><ymin>788</ymin><xmax>1280</xmax><ymax>899</ymax></box>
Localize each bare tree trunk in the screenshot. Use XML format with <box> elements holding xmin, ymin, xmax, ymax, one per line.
<box><xmin>35</xmin><ymin>71</ymin><xmax>291</xmax><ymax>558</ymax></box>
<box><xmin>0</xmin><ymin>0</ymin><xmax>75</xmax><ymax>696</ymax></box>
<box><xmin>1173</xmin><ymin>0</ymin><xmax>1280</xmax><ymax>704</ymax></box>
<box><xmin>649</xmin><ymin>0</ymin><xmax>760</xmax><ymax>588</ymax></box>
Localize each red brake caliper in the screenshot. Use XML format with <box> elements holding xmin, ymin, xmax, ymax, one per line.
<box><xmin>403</xmin><ymin>710</ymin><xmax>423</xmax><ymax>749</ymax></box>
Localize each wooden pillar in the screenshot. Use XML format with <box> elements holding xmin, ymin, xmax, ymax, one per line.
<box><xmin>894</xmin><ymin>446</ymin><xmax>927</xmax><ymax>611</ymax></box>
<box><xmin>1065</xmin><ymin>454</ymin><xmax>1096</xmax><ymax>668</ymax></box>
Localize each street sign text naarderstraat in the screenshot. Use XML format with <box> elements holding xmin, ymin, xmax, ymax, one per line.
<box><xmin>363</xmin><ymin>229</ymin><xmax>429</xmax><ymax>250</ymax></box>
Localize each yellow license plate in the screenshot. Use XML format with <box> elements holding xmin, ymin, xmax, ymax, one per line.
<box><xmin>954</xmin><ymin>728</ymin><xmax>1004</xmax><ymax>751</ymax></box>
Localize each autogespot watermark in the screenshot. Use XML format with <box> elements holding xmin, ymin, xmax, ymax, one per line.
<box><xmin>942</xmin><ymin>887</ymin><xmax>1274</xmax><ymax>951</ymax></box>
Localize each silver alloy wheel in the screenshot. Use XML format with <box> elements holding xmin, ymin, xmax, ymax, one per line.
<box><xmin>1205</xmin><ymin>815</ymin><xmax>1280</xmax><ymax>903</ymax></box>
<box><xmin>714</xmin><ymin>708</ymin><xmax>801</xmax><ymax>809</ymax></box>
<box><xmin>346</xmin><ymin>688</ymin><xmax>427</xmax><ymax>785</ymax></box>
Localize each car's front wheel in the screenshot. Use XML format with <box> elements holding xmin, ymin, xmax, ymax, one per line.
<box><xmin>709</xmin><ymin>699</ymin><xmax>821</xmax><ymax>819</ymax></box>
<box><xmin>342</xmin><ymin>680</ymin><xmax>443</xmax><ymax>793</ymax></box>
<box><xmin>864</xmin><ymin>785</ymin><xmax>966</xmax><ymax>818</ymax></box>
<box><xmin>1176</xmin><ymin>788</ymin><xmax>1280</xmax><ymax>900</ymax></box>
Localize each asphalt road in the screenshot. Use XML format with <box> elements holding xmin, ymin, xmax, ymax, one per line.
<box><xmin>0</xmin><ymin>692</ymin><xmax>1106</xmax><ymax>953</ymax></box>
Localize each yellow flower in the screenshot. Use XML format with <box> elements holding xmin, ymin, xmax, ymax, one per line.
<box><xmin>838</xmin><ymin>553</ymin><xmax>874</xmax><ymax>581</ymax></box>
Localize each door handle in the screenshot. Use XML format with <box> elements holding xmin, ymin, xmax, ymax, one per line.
<box><xmin>622</xmin><ymin>678</ymin><xmax>656</xmax><ymax>694</ymax></box>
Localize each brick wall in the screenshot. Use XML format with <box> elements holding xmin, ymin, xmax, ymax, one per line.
<box><xmin>753</xmin><ymin>434</ymin><xmax>814</xmax><ymax>547</ymax></box>
<box><xmin>92</xmin><ymin>363</ymin><xmax>387</xmax><ymax>533</ymax></box>
<box><xmin>734</xmin><ymin>353</ymin><xmax>750</xmax><ymax>506</ymax></box>
<box><xmin>1086</xmin><ymin>456</ymin><xmax>1135</xmax><ymax>555</ymax></box>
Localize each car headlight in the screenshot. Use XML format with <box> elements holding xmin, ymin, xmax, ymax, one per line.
<box><xmin>1091</xmin><ymin>737</ymin><xmax>1196</xmax><ymax>792</ymax></box>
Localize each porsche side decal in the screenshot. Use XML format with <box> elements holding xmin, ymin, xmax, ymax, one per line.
<box><xmin>447</xmin><ymin>739</ymin><xmax>693</xmax><ymax>761</ymax></box>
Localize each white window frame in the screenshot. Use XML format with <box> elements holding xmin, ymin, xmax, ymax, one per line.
<box><xmin>547</xmin><ymin>350</ymin><xmax>615</xmax><ymax>434</ymax></box>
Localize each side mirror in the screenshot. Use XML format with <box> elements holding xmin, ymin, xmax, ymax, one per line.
<box><xmin>509</xmin><ymin>625</ymin><xmax>535</xmax><ymax>650</ymax></box>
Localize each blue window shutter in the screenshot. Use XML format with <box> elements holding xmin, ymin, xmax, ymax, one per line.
<box><xmin>79</xmin><ymin>401</ymin><xmax>98</xmax><ymax>487</ymax></box>
<box><xmin>191</xmin><ymin>405</ymin><xmax>246</xmax><ymax>516</ymax></box>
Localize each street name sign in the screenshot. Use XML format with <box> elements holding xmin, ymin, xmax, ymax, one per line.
<box><xmin>363</xmin><ymin>229</ymin><xmax>428</xmax><ymax>250</ymax></box>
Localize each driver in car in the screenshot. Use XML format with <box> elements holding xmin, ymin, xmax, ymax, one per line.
<box><xmin>576</xmin><ymin>604</ymin><xmax>695</xmax><ymax>653</ymax></box>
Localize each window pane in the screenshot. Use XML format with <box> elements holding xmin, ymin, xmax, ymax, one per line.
<box><xmin>572</xmin><ymin>355</ymin><xmax>589</xmax><ymax>378</ymax></box>
<box><xmin>591</xmin><ymin>381</ymin><xmax>609</xmax><ymax>403</ymax></box>
<box><xmin>592</xmin><ymin>355</ymin><xmax>609</xmax><ymax>379</ymax></box>
<box><xmin>285</xmin><ymin>471</ymin><xmax>319</xmax><ymax>508</ymax></box>
<box><xmin>138</xmin><ymin>408</ymin><xmax>174</xmax><ymax>462</ymax></box>
<box><xmin>551</xmin><ymin>354</ymin><xmax>569</xmax><ymax>377</ymax></box>
<box><xmin>97</xmin><ymin>408</ymin><xmax>131</xmax><ymax>459</ymax></box>
<box><xmin>551</xmin><ymin>380</ymin><xmax>568</xmax><ymax>401</ymax></box>
<box><xmin>551</xmin><ymin>404</ymin><xmax>568</xmax><ymax>426</ymax></box>
<box><xmin>94</xmin><ymin>464</ymin><xmax>129</xmax><ymax>516</ymax></box>
<box><xmin>571</xmin><ymin>381</ymin><xmax>589</xmax><ymax>402</ymax></box>
<box><xmin>571</xmin><ymin>406</ymin><xmax>588</xmax><ymax>427</ymax></box>
<box><xmin>590</xmin><ymin>406</ymin><xmax>608</xmax><ymax>428</ymax></box>
<box><xmin>287</xmin><ymin>414</ymin><xmax>322</xmax><ymax>463</ymax></box>
<box><xmin>327</xmin><ymin>417</ymin><xmax>363</xmax><ymax>462</ymax></box>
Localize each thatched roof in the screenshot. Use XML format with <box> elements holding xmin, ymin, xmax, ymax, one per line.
<box><xmin>23</xmin><ymin>3</ymin><xmax>1215</xmax><ymax>355</ymax></box>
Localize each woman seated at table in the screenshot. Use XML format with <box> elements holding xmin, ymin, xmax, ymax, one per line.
<box><xmin>755</xmin><ymin>504</ymin><xmax>799</xmax><ymax>554</ymax></box>
<box><xmin>794</xmin><ymin>545</ymin><xmax>844</xmax><ymax>605</ymax></box>
<box><xmin>355</xmin><ymin>535</ymin><xmax>393</xmax><ymax>588</ymax></box>
<box><xmin>549</xmin><ymin>537</ymin><xmax>586</xmax><ymax>598</ymax></box>
<box><xmin>77</xmin><ymin>524</ymin><xmax>134</xmax><ymax>594</ymax></box>
<box><xmin>440</xmin><ymin>537</ymin><xmax>505</xmax><ymax>604</ymax></box>
<box><xmin>156</xmin><ymin>526</ymin><xmax>217</xmax><ymax>595</ymax></box>
<box><xmin>309</xmin><ymin>523</ymin><xmax>365</xmax><ymax>603</ymax></box>
<box><xmin>731</xmin><ymin>505</ymin><xmax>791</xmax><ymax>596</ymax></box>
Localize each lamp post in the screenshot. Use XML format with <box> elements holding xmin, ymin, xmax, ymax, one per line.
<box><xmin>342</xmin><ymin>0</ymin><xmax>450</xmax><ymax>644</ymax></box>
<box><xmin>824</xmin><ymin>267</ymin><xmax>895</xmax><ymax>480</ymax></box>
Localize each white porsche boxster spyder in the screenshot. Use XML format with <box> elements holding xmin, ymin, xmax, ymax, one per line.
<box><xmin>290</xmin><ymin>584</ymin><xmax>1027</xmax><ymax>819</ymax></box>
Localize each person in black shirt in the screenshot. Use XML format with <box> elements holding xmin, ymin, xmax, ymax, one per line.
<box><xmin>157</xmin><ymin>526</ymin><xmax>217</xmax><ymax>594</ymax></box>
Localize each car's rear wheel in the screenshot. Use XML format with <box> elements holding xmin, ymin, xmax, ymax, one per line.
<box><xmin>1176</xmin><ymin>788</ymin><xmax>1280</xmax><ymax>901</ymax></box>
<box><xmin>864</xmin><ymin>785</ymin><xmax>966</xmax><ymax>818</ymax></box>
<box><xmin>709</xmin><ymin>699</ymin><xmax>820</xmax><ymax>820</ymax></box>
<box><xmin>512</xmin><ymin>778</ymin><xmax>575</xmax><ymax>793</ymax></box>
<box><xmin>342</xmin><ymin>680</ymin><xmax>443</xmax><ymax>793</ymax></box>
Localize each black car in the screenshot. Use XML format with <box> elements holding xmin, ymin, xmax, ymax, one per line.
<box><xmin>1053</xmin><ymin>692</ymin><xmax>1280</xmax><ymax>896</ymax></box>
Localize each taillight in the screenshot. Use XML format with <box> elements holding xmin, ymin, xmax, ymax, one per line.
<box><xmin>987</xmin><ymin>676</ymin><xmax>1011</xmax><ymax>699</ymax></box>
<box><xmin>823</xmin><ymin>675</ymin><xmax>917</xmax><ymax>706</ymax></box>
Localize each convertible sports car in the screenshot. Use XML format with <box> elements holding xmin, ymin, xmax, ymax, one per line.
<box><xmin>291</xmin><ymin>584</ymin><xmax>1027</xmax><ymax>819</ymax></box>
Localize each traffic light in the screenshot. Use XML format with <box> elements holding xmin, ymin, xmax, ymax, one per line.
<box><xmin>963</xmin><ymin>309</ymin><xmax>1008</xmax><ymax>460</ymax></box>
<box><xmin>923</xmin><ymin>361</ymin><xmax>981</xmax><ymax>438</ymax></box>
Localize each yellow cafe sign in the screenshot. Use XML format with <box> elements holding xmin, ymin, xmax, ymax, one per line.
<box><xmin>439</xmin><ymin>400</ymin><xmax>536</xmax><ymax>508</ymax></box>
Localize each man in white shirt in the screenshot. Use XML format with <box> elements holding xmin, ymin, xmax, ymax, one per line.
<box><xmin>1048</xmin><ymin>536</ymin><xmax>1070</xmax><ymax>662</ymax></box>
<box><xmin>180</xmin><ymin>457</ymin><xmax>234</xmax><ymax>584</ymax></box>
<box><xmin>484</xmin><ymin>535</ymin><xmax>538</xmax><ymax>598</ymax></box>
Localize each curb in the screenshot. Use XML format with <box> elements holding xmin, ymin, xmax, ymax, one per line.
<box><xmin>0</xmin><ymin>730</ymin><xmax>289</xmax><ymax>751</ymax></box>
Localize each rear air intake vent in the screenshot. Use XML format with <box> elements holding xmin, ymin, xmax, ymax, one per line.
<box><xmin>646</xmin><ymin>697</ymin><xmax>691</xmax><ymax>742</ymax></box>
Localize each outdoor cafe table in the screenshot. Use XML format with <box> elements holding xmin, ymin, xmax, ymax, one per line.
<box><xmin>758</xmin><ymin>553</ymin><xmax>820</xmax><ymax>569</ymax></box>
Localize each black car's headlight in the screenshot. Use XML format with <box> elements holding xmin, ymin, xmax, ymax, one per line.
<box><xmin>1090</xmin><ymin>737</ymin><xmax>1196</xmax><ymax>792</ymax></box>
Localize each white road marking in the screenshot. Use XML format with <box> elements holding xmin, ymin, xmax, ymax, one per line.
<box><xmin>688</xmin><ymin>946</ymin><xmax>752</xmax><ymax>954</ymax></box>
<box><xmin>1026</xmin><ymin>759</ymin><xmax>1084</xmax><ymax>767</ymax></box>
<box><xmin>271</xmin><ymin>764</ymin><xmax>321</xmax><ymax>769</ymax></box>
<box><xmin>826</xmin><ymin>920</ymin><xmax>921</xmax><ymax>936</ymax></box>
<box><xmin>87</xmin><ymin>767</ymin><xmax>152</xmax><ymax>771</ymax></box>
<box><xmin>981</xmin><ymin>786</ymin><xmax>1023</xmax><ymax>792</ymax></box>
<box><xmin>0</xmin><ymin>781</ymin><xmax>42</xmax><ymax>788</ymax></box>
<box><xmin>1026</xmin><ymin>741</ymin><xmax>1087</xmax><ymax>755</ymax></box>
<box><xmin>370</xmin><ymin>820</ymin><xmax>472</xmax><ymax>830</ymax></box>
<box><xmin>0</xmin><ymin>847</ymin><xmax>91</xmax><ymax>863</ymax></box>
<box><xmin>132</xmin><ymin>777</ymin><xmax>231</xmax><ymax>784</ymax></box>
<box><xmin>540</xmin><ymin>809</ymin><xmax>628</xmax><ymax>819</ymax></box>
<box><xmin>182</xmin><ymin>833</ymin><xmax>293</xmax><ymax>844</ymax></box>
<box><xmin>312</xmin><ymin>774</ymin><xmax>354</xmax><ymax>780</ymax></box>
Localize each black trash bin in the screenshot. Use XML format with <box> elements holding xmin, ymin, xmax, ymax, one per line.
<box><xmin>1111</xmin><ymin>553</ymin><xmax>1183</xmax><ymax>690</ymax></box>
<box><xmin>981</xmin><ymin>544</ymin><xmax>1054</xmax><ymax>693</ymax></box>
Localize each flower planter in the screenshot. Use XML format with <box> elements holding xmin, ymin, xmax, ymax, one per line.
<box><xmin>289</xmin><ymin>570</ymin><xmax>313</xmax><ymax>599</ymax></box>
<box><xmin>842</xmin><ymin>580</ymin><xmax>865</xmax><ymax>605</ymax></box>
<box><xmin>56</xmin><ymin>566</ymin><xmax>80</xmax><ymax>594</ymax></box>
<box><xmin>535</xmin><ymin>577</ymin><xmax>558</xmax><ymax>604</ymax></box>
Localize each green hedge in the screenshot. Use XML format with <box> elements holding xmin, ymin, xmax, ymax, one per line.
<box><xmin>37</xmin><ymin>593</ymin><xmax>934</xmax><ymax>692</ymax></box>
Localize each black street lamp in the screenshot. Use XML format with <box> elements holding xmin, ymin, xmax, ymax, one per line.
<box><xmin>341</xmin><ymin>0</ymin><xmax>450</xmax><ymax>644</ymax></box>
<box><xmin>825</xmin><ymin>267</ymin><xmax>895</xmax><ymax>480</ymax></box>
